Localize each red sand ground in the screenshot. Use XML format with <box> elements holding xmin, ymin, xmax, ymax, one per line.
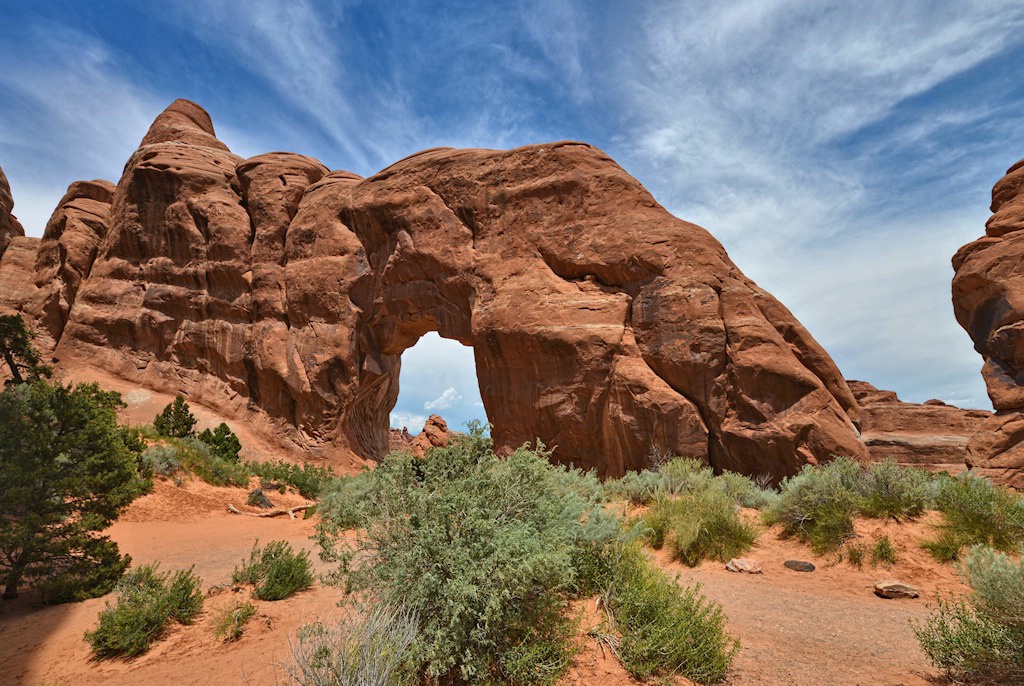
<box><xmin>0</xmin><ymin>484</ymin><xmax>967</xmax><ymax>685</ymax></box>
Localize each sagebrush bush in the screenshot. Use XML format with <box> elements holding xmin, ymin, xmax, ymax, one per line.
<box><xmin>141</xmin><ymin>444</ymin><xmax>184</xmax><ymax>477</ymax></box>
<box><xmin>764</xmin><ymin>457</ymin><xmax>862</xmax><ymax>552</ymax></box>
<box><xmin>716</xmin><ymin>471</ymin><xmax>777</xmax><ymax>510</ymax></box>
<box><xmin>85</xmin><ymin>564</ymin><xmax>203</xmax><ymax>658</ymax></box>
<box><xmin>286</xmin><ymin>604</ymin><xmax>419</xmax><ymax>686</ymax></box>
<box><xmin>608</xmin><ymin>544</ymin><xmax>737</xmax><ymax>684</ymax></box>
<box><xmin>214</xmin><ymin>601</ymin><xmax>256</xmax><ymax>641</ymax></box>
<box><xmin>914</xmin><ymin>546</ymin><xmax>1024</xmax><ymax>683</ymax></box>
<box><xmin>859</xmin><ymin>460</ymin><xmax>934</xmax><ymax>519</ymax></box>
<box><xmin>317</xmin><ymin>430</ymin><xmax>613</xmax><ymax>684</ymax></box>
<box><xmin>924</xmin><ymin>475</ymin><xmax>1024</xmax><ymax>561</ymax></box>
<box><xmin>640</xmin><ymin>491</ymin><xmax>756</xmax><ymax>566</ymax></box>
<box><xmin>233</xmin><ymin>540</ymin><xmax>314</xmax><ymax>601</ymax></box>
<box><xmin>316</xmin><ymin>470</ymin><xmax>377</xmax><ymax>530</ymax></box>
<box><xmin>604</xmin><ymin>469</ymin><xmax>663</xmax><ymax>505</ymax></box>
<box><xmin>244</xmin><ymin>460</ymin><xmax>335</xmax><ymax>499</ymax></box>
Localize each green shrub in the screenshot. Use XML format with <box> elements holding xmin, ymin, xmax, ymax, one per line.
<box><xmin>285</xmin><ymin>604</ymin><xmax>419</xmax><ymax>686</ymax></box>
<box><xmin>604</xmin><ymin>469</ymin><xmax>662</xmax><ymax>505</ymax></box>
<box><xmin>233</xmin><ymin>540</ymin><xmax>314</xmax><ymax>601</ymax></box>
<box><xmin>962</xmin><ymin>546</ymin><xmax>1024</xmax><ymax>631</ymax></box>
<box><xmin>764</xmin><ymin>456</ymin><xmax>862</xmax><ymax>553</ymax></box>
<box><xmin>859</xmin><ymin>460</ymin><xmax>933</xmax><ymax>520</ymax></box>
<box><xmin>198</xmin><ymin>422</ymin><xmax>242</xmax><ymax>463</ymax></box>
<box><xmin>316</xmin><ymin>470</ymin><xmax>377</xmax><ymax>530</ymax></box>
<box><xmin>658</xmin><ymin>458</ymin><xmax>716</xmax><ymax>495</ymax></box>
<box><xmin>141</xmin><ymin>444</ymin><xmax>184</xmax><ymax>477</ymax></box>
<box><xmin>924</xmin><ymin>475</ymin><xmax>1024</xmax><ymax>561</ymax></box>
<box><xmin>85</xmin><ymin>564</ymin><xmax>203</xmax><ymax>658</ymax></box>
<box><xmin>244</xmin><ymin>460</ymin><xmax>335</xmax><ymax>499</ymax></box>
<box><xmin>318</xmin><ymin>431</ymin><xmax>609</xmax><ymax>684</ymax></box>
<box><xmin>914</xmin><ymin>546</ymin><xmax>1024</xmax><ymax>683</ymax></box>
<box><xmin>214</xmin><ymin>601</ymin><xmax>256</xmax><ymax>641</ymax></box>
<box><xmin>841</xmin><ymin>543</ymin><xmax>865</xmax><ymax>568</ymax></box>
<box><xmin>641</xmin><ymin>491</ymin><xmax>756</xmax><ymax>567</ymax></box>
<box><xmin>607</xmin><ymin>544</ymin><xmax>737</xmax><ymax>684</ymax></box>
<box><xmin>871</xmin><ymin>536</ymin><xmax>898</xmax><ymax>566</ymax></box>
<box><xmin>153</xmin><ymin>395</ymin><xmax>197</xmax><ymax>438</ymax></box>
<box><xmin>716</xmin><ymin>471</ymin><xmax>777</xmax><ymax>510</ymax></box>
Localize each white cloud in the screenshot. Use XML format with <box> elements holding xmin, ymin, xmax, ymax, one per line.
<box><xmin>389</xmin><ymin>412</ymin><xmax>427</xmax><ymax>433</ymax></box>
<box><xmin>424</xmin><ymin>387</ymin><xmax>461</xmax><ymax>412</ymax></box>
<box><xmin>0</xmin><ymin>25</ymin><xmax>163</xmax><ymax>234</ymax></box>
<box><xmin>609</xmin><ymin>0</ymin><xmax>1024</xmax><ymax>408</ymax></box>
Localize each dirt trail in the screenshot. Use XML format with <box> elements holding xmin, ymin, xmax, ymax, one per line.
<box><xmin>654</xmin><ymin>512</ymin><xmax>964</xmax><ymax>685</ymax></box>
<box><xmin>0</xmin><ymin>487</ymin><xmax>966</xmax><ymax>685</ymax></box>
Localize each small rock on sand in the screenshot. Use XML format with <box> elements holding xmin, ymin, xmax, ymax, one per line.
<box><xmin>784</xmin><ymin>560</ymin><xmax>816</xmax><ymax>572</ymax></box>
<box><xmin>726</xmin><ymin>558</ymin><xmax>764</xmax><ymax>574</ymax></box>
<box><xmin>873</xmin><ymin>580</ymin><xmax>920</xmax><ymax>599</ymax></box>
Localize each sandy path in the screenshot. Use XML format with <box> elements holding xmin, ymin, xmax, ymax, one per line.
<box><xmin>649</xmin><ymin>512</ymin><xmax>964</xmax><ymax>686</ymax></box>
<box><xmin>0</xmin><ymin>489</ymin><xmax>967</xmax><ymax>685</ymax></box>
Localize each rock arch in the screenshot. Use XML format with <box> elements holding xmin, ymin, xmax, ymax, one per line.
<box><xmin>3</xmin><ymin>100</ymin><xmax>869</xmax><ymax>477</ymax></box>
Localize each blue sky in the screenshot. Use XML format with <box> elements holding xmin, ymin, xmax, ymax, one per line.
<box><xmin>2</xmin><ymin>1</ymin><xmax>1024</xmax><ymax>432</ymax></box>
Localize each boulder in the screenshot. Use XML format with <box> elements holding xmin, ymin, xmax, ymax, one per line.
<box><xmin>725</xmin><ymin>558</ymin><xmax>764</xmax><ymax>574</ymax></box>
<box><xmin>847</xmin><ymin>380</ymin><xmax>990</xmax><ymax>474</ymax></box>
<box><xmin>873</xmin><ymin>580</ymin><xmax>920</xmax><ymax>599</ymax></box>
<box><xmin>2</xmin><ymin>99</ymin><xmax>871</xmax><ymax>477</ymax></box>
<box><xmin>784</xmin><ymin>560</ymin><xmax>816</xmax><ymax>573</ymax></box>
<box><xmin>952</xmin><ymin>157</ymin><xmax>1024</xmax><ymax>487</ymax></box>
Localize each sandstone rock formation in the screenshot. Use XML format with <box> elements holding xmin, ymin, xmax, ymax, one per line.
<box><xmin>408</xmin><ymin>415</ymin><xmax>451</xmax><ymax>458</ymax></box>
<box><xmin>1</xmin><ymin>99</ymin><xmax>872</xmax><ymax>477</ymax></box>
<box><xmin>952</xmin><ymin>157</ymin><xmax>1024</xmax><ymax>488</ymax></box>
<box><xmin>0</xmin><ymin>166</ymin><xmax>25</xmax><ymax>258</ymax></box>
<box><xmin>848</xmin><ymin>380</ymin><xmax>988</xmax><ymax>474</ymax></box>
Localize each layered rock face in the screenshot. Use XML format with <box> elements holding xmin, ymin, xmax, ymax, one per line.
<box><xmin>0</xmin><ymin>167</ymin><xmax>25</xmax><ymax>258</ymax></box>
<box><xmin>847</xmin><ymin>380</ymin><xmax>989</xmax><ymax>474</ymax></box>
<box><xmin>2</xmin><ymin>99</ymin><xmax>872</xmax><ymax>477</ymax></box>
<box><xmin>952</xmin><ymin>157</ymin><xmax>1024</xmax><ymax>487</ymax></box>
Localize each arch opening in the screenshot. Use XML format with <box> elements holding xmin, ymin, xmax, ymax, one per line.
<box><xmin>388</xmin><ymin>331</ymin><xmax>486</xmax><ymax>443</ymax></box>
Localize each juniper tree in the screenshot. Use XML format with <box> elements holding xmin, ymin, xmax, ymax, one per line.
<box><xmin>0</xmin><ymin>314</ymin><xmax>51</xmax><ymax>384</ymax></box>
<box><xmin>0</xmin><ymin>381</ymin><xmax>145</xmax><ymax>600</ymax></box>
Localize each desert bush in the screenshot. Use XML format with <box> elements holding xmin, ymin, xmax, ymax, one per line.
<box><xmin>640</xmin><ymin>491</ymin><xmax>756</xmax><ymax>566</ymax></box>
<box><xmin>859</xmin><ymin>460</ymin><xmax>934</xmax><ymax>520</ymax></box>
<box><xmin>871</xmin><ymin>536</ymin><xmax>898</xmax><ymax>566</ymax></box>
<box><xmin>198</xmin><ymin>422</ymin><xmax>242</xmax><ymax>463</ymax></box>
<box><xmin>285</xmin><ymin>604</ymin><xmax>419</xmax><ymax>686</ymax></box>
<box><xmin>317</xmin><ymin>471</ymin><xmax>377</xmax><ymax>530</ymax></box>
<box><xmin>318</xmin><ymin>430</ymin><xmax>609</xmax><ymax>684</ymax></box>
<box><xmin>153</xmin><ymin>394</ymin><xmax>197</xmax><ymax>438</ymax></box>
<box><xmin>85</xmin><ymin>564</ymin><xmax>203</xmax><ymax>658</ymax></box>
<box><xmin>604</xmin><ymin>469</ymin><xmax>663</xmax><ymax>505</ymax></box>
<box><xmin>214</xmin><ymin>601</ymin><xmax>256</xmax><ymax>641</ymax></box>
<box><xmin>764</xmin><ymin>456</ymin><xmax>862</xmax><ymax>552</ymax></box>
<box><xmin>914</xmin><ymin>546</ymin><xmax>1024</xmax><ymax>683</ymax></box>
<box><xmin>924</xmin><ymin>475</ymin><xmax>1024</xmax><ymax>561</ymax></box>
<box><xmin>606</xmin><ymin>543</ymin><xmax>737</xmax><ymax>684</ymax></box>
<box><xmin>658</xmin><ymin>458</ymin><xmax>716</xmax><ymax>495</ymax></box>
<box><xmin>716</xmin><ymin>471</ymin><xmax>777</xmax><ymax>510</ymax></box>
<box><xmin>141</xmin><ymin>444</ymin><xmax>184</xmax><ymax>477</ymax></box>
<box><xmin>233</xmin><ymin>540</ymin><xmax>314</xmax><ymax>601</ymax></box>
<box><xmin>244</xmin><ymin>460</ymin><xmax>335</xmax><ymax>499</ymax></box>
<box><xmin>843</xmin><ymin>543</ymin><xmax>866</xmax><ymax>568</ymax></box>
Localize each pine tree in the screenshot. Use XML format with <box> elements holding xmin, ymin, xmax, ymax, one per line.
<box><xmin>153</xmin><ymin>394</ymin><xmax>197</xmax><ymax>438</ymax></box>
<box><xmin>0</xmin><ymin>314</ymin><xmax>52</xmax><ymax>384</ymax></box>
<box><xmin>0</xmin><ymin>381</ymin><xmax>145</xmax><ymax>600</ymax></box>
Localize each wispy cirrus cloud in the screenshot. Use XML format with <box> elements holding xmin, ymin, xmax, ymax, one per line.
<box><xmin>0</xmin><ymin>25</ymin><xmax>162</xmax><ymax>233</ymax></box>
